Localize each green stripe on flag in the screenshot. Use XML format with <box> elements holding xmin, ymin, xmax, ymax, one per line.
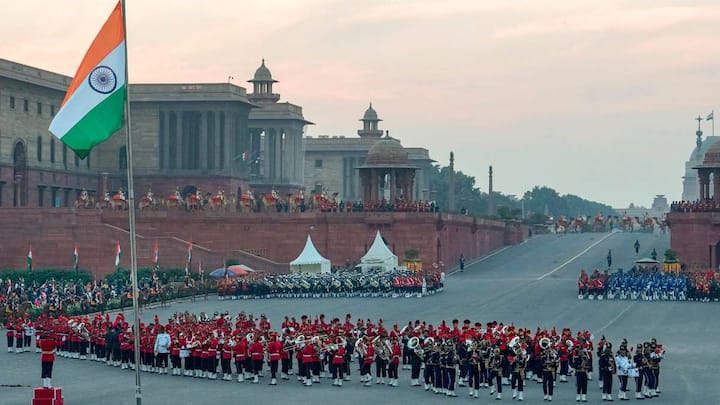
<box><xmin>59</xmin><ymin>86</ymin><xmax>126</xmax><ymax>159</ymax></box>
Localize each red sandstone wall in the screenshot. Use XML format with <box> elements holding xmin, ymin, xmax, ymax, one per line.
<box><xmin>0</xmin><ymin>209</ymin><xmax>527</xmax><ymax>277</ymax></box>
<box><xmin>668</xmin><ymin>212</ymin><xmax>718</xmax><ymax>268</ymax></box>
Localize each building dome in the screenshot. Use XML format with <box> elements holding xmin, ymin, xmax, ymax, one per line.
<box><xmin>250</xmin><ymin>59</ymin><xmax>276</xmax><ymax>82</ymax></box>
<box><xmin>365</xmin><ymin>138</ymin><xmax>409</xmax><ymax>167</ymax></box>
<box><xmin>362</xmin><ymin>103</ymin><xmax>380</xmax><ymax>121</ymax></box>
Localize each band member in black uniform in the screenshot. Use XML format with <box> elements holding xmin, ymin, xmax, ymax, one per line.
<box><xmin>648</xmin><ymin>339</ymin><xmax>663</xmax><ymax>397</ymax></box>
<box><xmin>466</xmin><ymin>341</ymin><xmax>481</xmax><ymax>398</ymax></box>
<box><xmin>407</xmin><ymin>337</ymin><xmax>423</xmax><ymax>386</ymax></box>
<box><xmin>457</xmin><ymin>338</ymin><xmax>468</xmax><ymax>387</ymax></box>
<box><xmin>540</xmin><ymin>338</ymin><xmax>558</xmax><ymax>401</ymax></box>
<box><xmin>510</xmin><ymin>346</ymin><xmax>527</xmax><ymax>401</ymax></box>
<box><xmin>598</xmin><ymin>342</ymin><xmax>616</xmax><ymax>401</ymax></box>
<box><xmin>431</xmin><ymin>342</ymin><xmax>443</xmax><ymax>393</ymax></box>
<box><xmin>480</xmin><ymin>340</ymin><xmax>492</xmax><ymax>388</ymax></box>
<box><xmin>442</xmin><ymin>341</ymin><xmax>457</xmax><ymax>396</ymax></box>
<box><xmin>489</xmin><ymin>346</ymin><xmax>504</xmax><ymax>400</ymax></box>
<box><xmin>423</xmin><ymin>339</ymin><xmax>436</xmax><ymax>391</ymax></box>
<box><xmin>572</xmin><ymin>345</ymin><xmax>591</xmax><ymax>402</ymax></box>
<box><xmin>632</xmin><ymin>344</ymin><xmax>646</xmax><ymax>399</ymax></box>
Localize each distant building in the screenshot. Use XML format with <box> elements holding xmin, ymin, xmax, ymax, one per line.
<box><xmin>0</xmin><ymin>58</ymin><xmax>310</xmax><ymax>207</ymax></box>
<box><xmin>304</xmin><ymin>104</ymin><xmax>433</xmax><ymax>201</ymax></box>
<box><xmin>614</xmin><ymin>195</ymin><xmax>669</xmax><ymax>219</ymax></box>
<box><xmin>682</xmin><ymin>120</ymin><xmax>719</xmax><ymax>201</ymax></box>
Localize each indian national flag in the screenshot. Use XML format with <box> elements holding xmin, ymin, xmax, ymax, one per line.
<box><xmin>115</xmin><ymin>240</ymin><xmax>122</xmax><ymax>270</ymax></box>
<box><xmin>27</xmin><ymin>246</ymin><xmax>34</xmax><ymax>272</ymax></box>
<box><xmin>72</xmin><ymin>244</ymin><xmax>79</xmax><ymax>270</ymax></box>
<box><xmin>48</xmin><ymin>1</ymin><xmax>126</xmax><ymax>159</ymax></box>
<box><xmin>152</xmin><ymin>240</ymin><xmax>159</xmax><ymax>270</ymax></box>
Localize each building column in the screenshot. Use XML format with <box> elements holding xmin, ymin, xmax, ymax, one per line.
<box><xmin>162</xmin><ymin>110</ymin><xmax>170</xmax><ymax>171</ymax></box>
<box><xmin>199</xmin><ymin>112</ymin><xmax>207</xmax><ymax>170</ymax></box>
<box><xmin>176</xmin><ymin>111</ymin><xmax>184</xmax><ymax>170</ymax></box>
<box><xmin>215</xmin><ymin>112</ymin><xmax>223</xmax><ymax>171</ymax></box>
<box><xmin>261</xmin><ymin>128</ymin><xmax>269</xmax><ymax>180</ymax></box>
<box><xmin>389</xmin><ymin>170</ymin><xmax>396</xmax><ymax>201</ymax></box>
<box><xmin>275</xmin><ymin>128</ymin><xmax>283</xmax><ymax>183</ymax></box>
<box><xmin>713</xmin><ymin>170</ymin><xmax>720</xmax><ymax>201</ymax></box>
<box><xmin>370</xmin><ymin>170</ymin><xmax>378</xmax><ymax>201</ymax></box>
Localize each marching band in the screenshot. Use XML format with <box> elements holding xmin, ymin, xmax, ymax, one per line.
<box><xmin>5</xmin><ymin>312</ymin><xmax>665</xmax><ymax>401</ymax></box>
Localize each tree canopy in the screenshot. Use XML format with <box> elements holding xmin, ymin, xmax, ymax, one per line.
<box><xmin>427</xmin><ymin>164</ymin><xmax>614</xmax><ymax>223</ymax></box>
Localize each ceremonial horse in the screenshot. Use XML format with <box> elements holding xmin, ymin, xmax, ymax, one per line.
<box><xmin>166</xmin><ymin>190</ymin><xmax>183</xmax><ymax>209</ymax></box>
<box><xmin>186</xmin><ymin>192</ymin><xmax>202</xmax><ymax>212</ymax></box>
<box><xmin>74</xmin><ymin>189</ymin><xmax>92</xmax><ymax>209</ymax></box>
<box><xmin>239</xmin><ymin>191</ymin><xmax>256</xmax><ymax>213</ymax></box>
<box><xmin>138</xmin><ymin>190</ymin><xmax>157</xmax><ymax>211</ymax></box>
<box><xmin>208</xmin><ymin>190</ymin><xmax>227</xmax><ymax>211</ymax></box>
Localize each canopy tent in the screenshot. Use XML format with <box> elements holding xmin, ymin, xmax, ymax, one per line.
<box><xmin>209</xmin><ymin>264</ymin><xmax>256</xmax><ymax>278</ymax></box>
<box><xmin>290</xmin><ymin>235</ymin><xmax>331</xmax><ymax>274</ymax></box>
<box><xmin>635</xmin><ymin>258</ymin><xmax>659</xmax><ymax>264</ymax></box>
<box><xmin>360</xmin><ymin>230</ymin><xmax>398</xmax><ymax>272</ymax></box>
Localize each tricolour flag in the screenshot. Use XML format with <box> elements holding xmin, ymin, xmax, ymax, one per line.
<box><xmin>73</xmin><ymin>244</ymin><xmax>79</xmax><ymax>271</ymax></box>
<box><xmin>708</xmin><ymin>111</ymin><xmax>714</xmax><ymax>121</ymax></box>
<box><xmin>27</xmin><ymin>246</ymin><xmax>33</xmax><ymax>273</ymax></box>
<box><xmin>48</xmin><ymin>1</ymin><xmax>126</xmax><ymax>159</ymax></box>
<box><xmin>152</xmin><ymin>240</ymin><xmax>160</xmax><ymax>270</ymax></box>
<box><xmin>115</xmin><ymin>240</ymin><xmax>122</xmax><ymax>270</ymax></box>
<box><xmin>187</xmin><ymin>239</ymin><xmax>193</xmax><ymax>265</ymax></box>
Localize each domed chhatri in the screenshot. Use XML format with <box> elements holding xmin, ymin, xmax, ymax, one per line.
<box><xmin>362</xmin><ymin>102</ymin><xmax>380</xmax><ymax>121</ymax></box>
<box><xmin>250</xmin><ymin>58</ymin><xmax>276</xmax><ymax>83</ymax></box>
<box><xmin>365</xmin><ymin>137</ymin><xmax>409</xmax><ymax>167</ymax></box>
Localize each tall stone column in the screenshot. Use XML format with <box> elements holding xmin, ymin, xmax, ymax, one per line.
<box><xmin>199</xmin><ymin>112</ymin><xmax>207</xmax><ymax>170</ymax></box>
<box><xmin>176</xmin><ymin>111</ymin><xmax>184</xmax><ymax>170</ymax></box>
<box><xmin>162</xmin><ymin>110</ymin><xmax>170</xmax><ymax>171</ymax></box>
<box><xmin>215</xmin><ymin>112</ymin><xmax>222</xmax><ymax>171</ymax></box>
<box><xmin>276</xmin><ymin>128</ymin><xmax>283</xmax><ymax>183</ymax></box>
<box><xmin>371</xmin><ymin>170</ymin><xmax>378</xmax><ymax>201</ymax></box>
<box><xmin>261</xmin><ymin>128</ymin><xmax>269</xmax><ymax>181</ymax></box>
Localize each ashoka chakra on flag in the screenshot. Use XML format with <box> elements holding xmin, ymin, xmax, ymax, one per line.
<box><xmin>88</xmin><ymin>66</ymin><xmax>117</xmax><ymax>94</ymax></box>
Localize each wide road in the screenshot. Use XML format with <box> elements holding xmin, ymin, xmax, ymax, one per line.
<box><xmin>2</xmin><ymin>230</ymin><xmax>715</xmax><ymax>404</ymax></box>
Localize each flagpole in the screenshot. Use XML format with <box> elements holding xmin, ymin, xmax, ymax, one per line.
<box><xmin>119</xmin><ymin>1</ymin><xmax>143</xmax><ymax>404</ymax></box>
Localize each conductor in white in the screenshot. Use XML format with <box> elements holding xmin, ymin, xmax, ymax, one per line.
<box><xmin>154</xmin><ymin>325</ymin><xmax>171</xmax><ymax>374</ymax></box>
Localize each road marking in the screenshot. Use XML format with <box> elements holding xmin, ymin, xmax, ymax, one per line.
<box><xmin>536</xmin><ymin>231</ymin><xmax>617</xmax><ymax>280</ymax></box>
<box><xmin>594</xmin><ymin>302</ymin><xmax>635</xmax><ymax>334</ymax></box>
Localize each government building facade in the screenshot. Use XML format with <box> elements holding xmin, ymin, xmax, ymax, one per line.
<box><xmin>0</xmin><ymin>58</ymin><xmax>433</xmax><ymax>207</ymax></box>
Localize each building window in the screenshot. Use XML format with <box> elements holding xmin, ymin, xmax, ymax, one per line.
<box><xmin>86</xmin><ymin>154</ymin><xmax>90</xmax><ymax>169</ymax></box>
<box><xmin>314</xmin><ymin>183</ymin><xmax>323</xmax><ymax>194</ymax></box>
<box><xmin>9</xmin><ymin>96</ymin><xmax>15</xmax><ymax>109</ymax></box>
<box><xmin>74</xmin><ymin>153</ymin><xmax>79</xmax><ymax>167</ymax></box>
<box><xmin>119</xmin><ymin>145</ymin><xmax>127</xmax><ymax>170</ymax></box>
<box><xmin>158</xmin><ymin>111</ymin><xmax>165</xmax><ymax>169</ymax></box>
<box><xmin>50</xmin><ymin>139</ymin><xmax>55</xmax><ymax>163</ymax></box>
<box><xmin>38</xmin><ymin>187</ymin><xmax>45</xmax><ymax>207</ymax></box>
<box><xmin>62</xmin><ymin>144</ymin><xmax>67</xmax><ymax>167</ymax></box>
<box><xmin>37</xmin><ymin>102</ymin><xmax>42</xmax><ymax>116</ymax></box>
<box><xmin>23</xmin><ymin>99</ymin><xmax>28</xmax><ymax>112</ymax></box>
<box><xmin>36</xmin><ymin>136</ymin><xmax>43</xmax><ymax>162</ymax></box>
<box><xmin>314</xmin><ymin>159</ymin><xmax>323</xmax><ymax>168</ymax></box>
<box><xmin>168</xmin><ymin>112</ymin><xmax>177</xmax><ymax>169</ymax></box>
<box><xmin>50</xmin><ymin>105</ymin><xmax>55</xmax><ymax>117</ymax></box>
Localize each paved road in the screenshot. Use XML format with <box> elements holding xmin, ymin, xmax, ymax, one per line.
<box><xmin>2</xmin><ymin>230</ymin><xmax>715</xmax><ymax>404</ymax></box>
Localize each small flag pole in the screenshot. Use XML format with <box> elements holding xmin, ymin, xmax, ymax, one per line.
<box><xmin>119</xmin><ymin>1</ymin><xmax>143</xmax><ymax>404</ymax></box>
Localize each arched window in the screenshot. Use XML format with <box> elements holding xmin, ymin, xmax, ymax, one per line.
<box><xmin>119</xmin><ymin>145</ymin><xmax>127</xmax><ymax>170</ymax></box>
<box><xmin>36</xmin><ymin>135</ymin><xmax>42</xmax><ymax>162</ymax></box>
<box><xmin>50</xmin><ymin>138</ymin><xmax>55</xmax><ymax>163</ymax></box>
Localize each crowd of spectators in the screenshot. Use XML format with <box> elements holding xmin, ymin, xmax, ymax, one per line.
<box><xmin>670</xmin><ymin>200</ymin><xmax>720</xmax><ymax>212</ymax></box>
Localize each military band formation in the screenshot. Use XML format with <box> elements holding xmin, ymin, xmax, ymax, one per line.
<box><xmin>8</xmin><ymin>311</ymin><xmax>665</xmax><ymax>402</ymax></box>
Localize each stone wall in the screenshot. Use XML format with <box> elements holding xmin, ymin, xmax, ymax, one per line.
<box><xmin>668</xmin><ymin>212</ymin><xmax>719</xmax><ymax>268</ymax></box>
<box><xmin>0</xmin><ymin>208</ymin><xmax>528</xmax><ymax>278</ymax></box>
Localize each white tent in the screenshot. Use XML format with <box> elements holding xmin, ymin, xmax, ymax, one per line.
<box><xmin>290</xmin><ymin>235</ymin><xmax>331</xmax><ymax>274</ymax></box>
<box><xmin>360</xmin><ymin>231</ymin><xmax>399</xmax><ymax>272</ymax></box>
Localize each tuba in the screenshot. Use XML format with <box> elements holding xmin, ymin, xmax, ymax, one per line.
<box><xmin>539</xmin><ymin>337</ymin><xmax>552</xmax><ymax>350</ymax></box>
<box><xmin>407</xmin><ymin>336</ymin><xmax>420</xmax><ymax>350</ymax></box>
<box><xmin>508</xmin><ymin>336</ymin><xmax>520</xmax><ymax>349</ymax></box>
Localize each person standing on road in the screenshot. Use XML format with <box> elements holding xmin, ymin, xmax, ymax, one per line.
<box><xmin>459</xmin><ymin>255</ymin><xmax>465</xmax><ymax>272</ymax></box>
<box><xmin>39</xmin><ymin>331</ymin><xmax>59</xmax><ymax>388</ymax></box>
<box><xmin>607</xmin><ymin>250</ymin><xmax>612</xmax><ymax>269</ymax></box>
<box><xmin>154</xmin><ymin>325</ymin><xmax>171</xmax><ymax>374</ymax></box>
<box><xmin>634</xmin><ymin>240</ymin><xmax>640</xmax><ymax>256</ymax></box>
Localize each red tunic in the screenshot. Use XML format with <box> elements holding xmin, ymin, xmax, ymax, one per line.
<box><xmin>267</xmin><ymin>341</ymin><xmax>281</xmax><ymax>362</ymax></box>
<box><xmin>233</xmin><ymin>341</ymin><xmax>247</xmax><ymax>361</ymax></box>
<box><xmin>332</xmin><ymin>347</ymin><xmax>346</xmax><ymax>365</ymax></box>
<box><xmin>40</xmin><ymin>337</ymin><xmax>57</xmax><ymax>362</ymax></box>
<box><xmin>249</xmin><ymin>341</ymin><xmax>264</xmax><ymax>361</ymax></box>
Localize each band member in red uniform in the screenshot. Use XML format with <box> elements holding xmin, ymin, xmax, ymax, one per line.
<box><xmin>331</xmin><ymin>337</ymin><xmax>346</xmax><ymax>386</ymax></box>
<box><xmin>301</xmin><ymin>341</ymin><xmax>316</xmax><ymax>386</ymax></box>
<box><xmin>220</xmin><ymin>336</ymin><xmax>233</xmax><ymax>381</ymax></box>
<box><xmin>233</xmin><ymin>336</ymin><xmax>247</xmax><ymax>382</ymax></box>
<box><xmin>39</xmin><ymin>331</ymin><xmax>60</xmax><ymax>388</ymax></box>
<box><xmin>249</xmin><ymin>336</ymin><xmax>264</xmax><ymax>384</ymax></box>
<box><xmin>388</xmin><ymin>337</ymin><xmax>401</xmax><ymax>387</ymax></box>
<box><xmin>267</xmin><ymin>332</ymin><xmax>282</xmax><ymax>385</ymax></box>
<box><xmin>5</xmin><ymin>321</ymin><xmax>14</xmax><ymax>353</ymax></box>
